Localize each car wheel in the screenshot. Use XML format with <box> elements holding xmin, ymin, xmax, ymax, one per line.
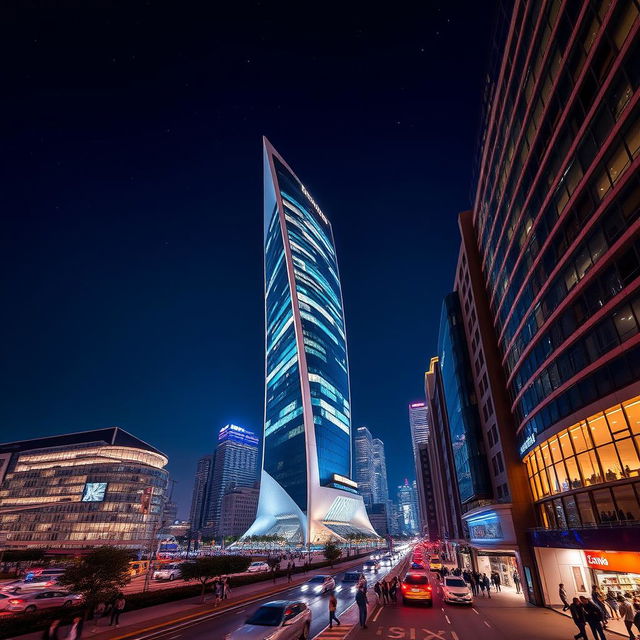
<box><xmin>25</xmin><ymin>605</ymin><xmax>37</xmax><ymax>613</ymax></box>
<box><xmin>299</xmin><ymin>623</ymin><xmax>310</xmax><ymax>639</ymax></box>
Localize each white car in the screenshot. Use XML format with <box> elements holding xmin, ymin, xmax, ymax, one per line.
<box><xmin>442</xmin><ymin>576</ymin><xmax>473</xmax><ymax>605</ymax></box>
<box><xmin>226</xmin><ymin>600</ymin><xmax>311</xmax><ymax>640</ymax></box>
<box><xmin>0</xmin><ymin>576</ymin><xmax>62</xmax><ymax>594</ymax></box>
<box><xmin>247</xmin><ymin>562</ymin><xmax>270</xmax><ymax>573</ymax></box>
<box><xmin>5</xmin><ymin>590</ymin><xmax>83</xmax><ymax>613</ymax></box>
<box><xmin>300</xmin><ymin>575</ymin><xmax>335</xmax><ymax>594</ymax></box>
<box><xmin>153</xmin><ymin>563</ymin><xmax>182</xmax><ymax>581</ymax></box>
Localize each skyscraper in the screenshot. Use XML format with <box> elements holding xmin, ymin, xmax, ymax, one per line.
<box><xmin>207</xmin><ymin>424</ymin><xmax>258</xmax><ymax>537</ymax></box>
<box><xmin>408</xmin><ymin>402</ymin><xmax>430</xmax><ymax>460</ymax></box>
<box><xmin>241</xmin><ymin>138</ymin><xmax>377</xmax><ymax>544</ymax></box>
<box><xmin>354</xmin><ymin>426</ymin><xmax>375</xmax><ymax>506</ymax></box>
<box><xmin>397</xmin><ymin>479</ymin><xmax>418</xmax><ymax>535</ymax></box>
<box><xmin>189</xmin><ymin>454</ymin><xmax>213</xmax><ymax>532</ymax></box>
<box><xmin>371</xmin><ymin>438</ymin><xmax>389</xmax><ymax>505</ymax></box>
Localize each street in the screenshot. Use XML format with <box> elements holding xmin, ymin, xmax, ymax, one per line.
<box><xmin>352</xmin><ymin>570</ymin><xmax>593</xmax><ymax>640</ymax></box>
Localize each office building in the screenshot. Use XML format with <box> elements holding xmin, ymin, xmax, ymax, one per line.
<box><xmin>415</xmin><ymin>441</ymin><xmax>440</xmax><ymax>540</ymax></box>
<box><xmin>189</xmin><ymin>454</ymin><xmax>213</xmax><ymax>532</ymax></box>
<box><xmin>468</xmin><ymin>0</ymin><xmax>640</xmax><ymax>606</ymax></box>
<box><xmin>354</xmin><ymin>426</ymin><xmax>375</xmax><ymax>506</ymax></box>
<box><xmin>372</xmin><ymin>438</ymin><xmax>390</xmax><ymax>505</ymax></box>
<box><xmin>408</xmin><ymin>402</ymin><xmax>430</xmax><ymax>461</ymax></box>
<box><xmin>366</xmin><ymin>502</ymin><xmax>389</xmax><ymax>537</ymax></box>
<box><xmin>397</xmin><ymin>479</ymin><xmax>419</xmax><ymax>535</ymax></box>
<box><xmin>241</xmin><ymin>138</ymin><xmax>377</xmax><ymax>544</ymax></box>
<box><xmin>0</xmin><ymin>428</ymin><xmax>168</xmax><ymax>549</ymax></box>
<box><xmin>207</xmin><ymin>424</ymin><xmax>258</xmax><ymax>537</ymax></box>
<box><xmin>162</xmin><ymin>500</ymin><xmax>178</xmax><ymax>526</ymax></box>
<box><xmin>219</xmin><ymin>486</ymin><xmax>259</xmax><ymax>540</ymax></box>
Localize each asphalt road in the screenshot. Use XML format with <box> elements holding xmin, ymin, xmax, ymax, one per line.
<box><xmin>353</xmin><ymin>570</ymin><xmax>577</xmax><ymax>640</ymax></box>
<box><xmin>125</xmin><ymin>559</ymin><xmax>400</xmax><ymax>640</ymax></box>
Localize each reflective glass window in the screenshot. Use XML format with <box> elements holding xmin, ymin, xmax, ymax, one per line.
<box><xmin>623</xmin><ymin>397</ymin><xmax>640</xmax><ymax>435</ymax></box>
<box><xmin>576</xmin><ymin>491</ymin><xmax>596</xmax><ymax>525</ymax></box>
<box><xmin>559</xmin><ymin>430</ymin><xmax>575</xmax><ymax>458</ymax></box>
<box><xmin>615</xmin><ymin>438</ymin><xmax>640</xmax><ymax>477</ymax></box>
<box><xmin>597</xmin><ymin>443</ymin><xmax>623</xmax><ymax>481</ymax></box>
<box><xmin>554</xmin><ymin>461</ymin><xmax>570</xmax><ymax>493</ymax></box>
<box><xmin>593</xmin><ymin>488</ymin><xmax>617</xmax><ymax>523</ymax></box>
<box><xmin>612</xmin><ymin>484</ymin><xmax>639</xmax><ymax>522</ymax></box>
<box><xmin>566</xmin><ymin>456</ymin><xmax>582</xmax><ymax>489</ymax></box>
<box><xmin>570</xmin><ymin>422</ymin><xmax>593</xmax><ymax>452</ymax></box>
<box><xmin>588</xmin><ymin>413</ymin><xmax>612</xmax><ymax>446</ymax></box>
<box><xmin>554</xmin><ymin>498</ymin><xmax>567</xmax><ymax>529</ymax></box>
<box><xmin>563</xmin><ymin>495</ymin><xmax>581</xmax><ymax>527</ymax></box>
<box><xmin>578</xmin><ymin>451</ymin><xmax>602</xmax><ymax>485</ymax></box>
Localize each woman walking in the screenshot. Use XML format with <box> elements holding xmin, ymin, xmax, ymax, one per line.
<box><xmin>328</xmin><ymin>592</ymin><xmax>341</xmax><ymax>629</ymax></box>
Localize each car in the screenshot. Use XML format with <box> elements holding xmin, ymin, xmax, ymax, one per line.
<box><xmin>225</xmin><ymin>600</ymin><xmax>311</xmax><ymax>639</ymax></box>
<box><xmin>4</xmin><ymin>590</ymin><xmax>83</xmax><ymax>613</ymax></box>
<box><xmin>379</xmin><ymin>554</ymin><xmax>393</xmax><ymax>566</ymax></box>
<box><xmin>152</xmin><ymin>563</ymin><xmax>182</xmax><ymax>581</ymax></box>
<box><xmin>429</xmin><ymin>557</ymin><xmax>443</xmax><ymax>571</ymax></box>
<box><xmin>335</xmin><ymin>571</ymin><xmax>364</xmax><ymax>594</ymax></box>
<box><xmin>400</xmin><ymin>573</ymin><xmax>433</xmax><ymax>606</ymax></box>
<box><xmin>0</xmin><ymin>593</ymin><xmax>11</xmax><ymax>612</ymax></box>
<box><xmin>300</xmin><ymin>575</ymin><xmax>335</xmax><ymax>594</ymax></box>
<box><xmin>442</xmin><ymin>576</ymin><xmax>473</xmax><ymax>604</ymax></box>
<box><xmin>246</xmin><ymin>562</ymin><xmax>270</xmax><ymax>573</ymax></box>
<box><xmin>410</xmin><ymin>562</ymin><xmax>425</xmax><ymax>571</ymax></box>
<box><xmin>363</xmin><ymin>560</ymin><xmax>379</xmax><ymax>571</ymax></box>
<box><xmin>0</xmin><ymin>576</ymin><xmax>62</xmax><ymax>594</ymax></box>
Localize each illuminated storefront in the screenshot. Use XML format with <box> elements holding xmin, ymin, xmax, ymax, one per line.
<box><xmin>0</xmin><ymin>428</ymin><xmax>168</xmax><ymax>550</ymax></box>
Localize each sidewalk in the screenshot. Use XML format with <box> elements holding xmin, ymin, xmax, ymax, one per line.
<box><xmin>550</xmin><ymin>603</ymin><xmax>629</xmax><ymax>637</ymax></box>
<box><xmin>11</xmin><ymin>556</ymin><xmax>371</xmax><ymax>640</ymax></box>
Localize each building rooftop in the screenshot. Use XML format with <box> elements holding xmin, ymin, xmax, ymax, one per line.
<box><xmin>0</xmin><ymin>427</ymin><xmax>165</xmax><ymax>457</ymax></box>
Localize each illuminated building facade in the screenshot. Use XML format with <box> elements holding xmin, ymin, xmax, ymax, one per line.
<box><xmin>408</xmin><ymin>402</ymin><xmax>430</xmax><ymax>461</ymax></box>
<box><xmin>469</xmin><ymin>0</ymin><xmax>640</xmax><ymax>607</ymax></box>
<box><xmin>241</xmin><ymin>138</ymin><xmax>377</xmax><ymax>544</ymax></box>
<box><xmin>0</xmin><ymin>427</ymin><xmax>168</xmax><ymax>549</ymax></box>
<box><xmin>354</xmin><ymin>426</ymin><xmax>375</xmax><ymax>506</ymax></box>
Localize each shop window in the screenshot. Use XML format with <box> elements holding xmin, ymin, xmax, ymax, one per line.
<box><xmin>588</xmin><ymin>413</ymin><xmax>613</xmax><ymax>446</ymax></box>
<box><xmin>563</xmin><ymin>495</ymin><xmax>581</xmax><ymax>527</ymax></box>
<box><xmin>566</xmin><ymin>456</ymin><xmax>582</xmax><ymax>488</ymax></box>
<box><xmin>554</xmin><ymin>498</ymin><xmax>568</xmax><ymax>529</ymax></box>
<box><xmin>554</xmin><ymin>461</ymin><xmax>571</xmax><ymax>492</ymax></box>
<box><xmin>597</xmin><ymin>443</ymin><xmax>623</xmax><ymax>481</ymax></box>
<box><xmin>559</xmin><ymin>430</ymin><xmax>575</xmax><ymax>458</ymax></box>
<box><xmin>534</xmin><ymin>473</ymin><xmax>544</xmax><ymax>500</ymax></box>
<box><xmin>613</xmin><ymin>484</ymin><xmax>639</xmax><ymax>522</ymax></box>
<box><xmin>543</xmin><ymin>500</ymin><xmax>557</xmax><ymax>529</ymax></box>
<box><xmin>541</xmin><ymin>444</ymin><xmax>553</xmax><ymax>468</ymax></box>
<box><xmin>570</xmin><ymin>422</ymin><xmax>593</xmax><ymax>453</ymax></box>
<box><xmin>578</xmin><ymin>450</ymin><xmax>602</xmax><ymax>485</ymax></box>
<box><xmin>539</xmin><ymin>468</ymin><xmax>551</xmax><ymax>496</ymax></box>
<box><xmin>539</xmin><ymin>504</ymin><xmax>551</xmax><ymax>528</ymax></box>
<box><xmin>594</xmin><ymin>488</ymin><xmax>618</xmax><ymax>522</ymax></box>
<box><xmin>615</xmin><ymin>438</ymin><xmax>640</xmax><ymax>477</ymax></box>
<box><xmin>576</xmin><ymin>491</ymin><xmax>597</xmax><ymax>525</ymax></box>
<box><xmin>549</xmin><ymin>437</ymin><xmax>563</xmax><ymax>463</ymax></box>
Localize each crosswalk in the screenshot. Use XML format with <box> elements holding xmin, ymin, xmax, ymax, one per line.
<box><xmin>314</xmin><ymin>623</ymin><xmax>353</xmax><ymax>639</ymax></box>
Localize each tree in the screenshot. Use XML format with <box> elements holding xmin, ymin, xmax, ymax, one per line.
<box><xmin>323</xmin><ymin>541</ymin><xmax>342</xmax><ymax>568</ymax></box>
<box><xmin>57</xmin><ymin>547</ymin><xmax>131</xmax><ymax>616</ymax></box>
<box><xmin>180</xmin><ymin>556</ymin><xmax>250</xmax><ymax>602</ymax></box>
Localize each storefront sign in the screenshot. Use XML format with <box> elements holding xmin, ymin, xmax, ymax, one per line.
<box><xmin>585</xmin><ymin>550</ymin><xmax>640</xmax><ymax>574</ymax></box>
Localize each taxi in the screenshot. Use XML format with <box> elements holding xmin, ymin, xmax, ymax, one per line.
<box><xmin>429</xmin><ymin>556</ymin><xmax>443</xmax><ymax>571</ymax></box>
<box><xmin>400</xmin><ymin>572</ymin><xmax>433</xmax><ymax>606</ymax></box>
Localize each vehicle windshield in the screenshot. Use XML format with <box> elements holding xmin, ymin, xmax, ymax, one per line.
<box><xmin>246</xmin><ymin>605</ymin><xmax>284</xmax><ymax>627</ymax></box>
<box><xmin>430</xmin><ymin>557</ymin><xmax>440</xmax><ymax>562</ymax></box>
<box><xmin>343</xmin><ymin>573</ymin><xmax>360</xmax><ymax>582</ymax></box>
<box><xmin>445</xmin><ymin>578</ymin><xmax>467</xmax><ymax>588</ymax></box>
<box><xmin>308</xmin><ymin>576</ymin><xmax>327</xmax><ymax>583</ymax></box>
<box><xmin>404</xmin><ymin>574</ymin><xmax>429</xmax><ymax>585</ymax></box>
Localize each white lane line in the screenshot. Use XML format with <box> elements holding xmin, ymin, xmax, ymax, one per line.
<box><xmin>444</xmin><ymin>614</ymin><xmax>451</xmax><ymax>624</ymax></box>
<box><xmin>472</xmin><ymin>607</ymin><xmax>480</xmax><ymax>614</ymax></box>
<box><xmin>441</xmin><ymin>607</ymin><xmax>445</xmax><ymax>612</ymax></box>
<box><xmin>451</xmin><ymin>633</ymin><xmax>460</xmax><ymax>640</ymax></box>
<box><xmin>372</xmin><ymin>606</ymin><xmax>383</xmax><ymax>622</ymax></box>
<box><xmin>484</xmin><ymin>620</ymin><xmax>491</xmax><ymax>628</ymax></box>
<box><xmin>168</xmin><ymin>636</ymin><xmax>181</xmax><ymax>639</ymax></box>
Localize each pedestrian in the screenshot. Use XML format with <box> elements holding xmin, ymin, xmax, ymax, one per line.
<box><xmin>381</xmin><ymin>580</ymin><xmax>389</xmax><ymax>604</ymax></box>
<box><xmin>92</xmin><ymin>601</ymin><xmax>106</xmax><ymax>631</ymax></box>
<box><xmin>109</xmin><ymin>595</ymin><xmax>125</xmax><ymax>627</ymax></box>
<box><xmin>65</xmin><ymin>616</ymin><xmax>83</xmax><ymax>640</ymax></box>
<box><xmin>374</xmin><ymin>581</ymin><xmax>382</xmax><ymax>604</ymax></box>
<box><xmin>223</xmin><ymin>576</ymin><xmax>230</xmax><ymax>600</ymax></box>
<box><xmin>591</xmin><ymin>585</ymin><xmax>609</xmax><ymax>627</ymax></box>
<box><xmin>272</xmin><ymin>565</ymin><xmax>277</xmax><ymax>584</ymax></box>
<box><xmin>492</xmin><ymin>572</ymin><xmax>501</xmax><ymax>592</ymax></box>
<box><xmin>355</xmin><ymin>585</ymin><xmax>368</xmax><ymax>630</ymax></box>
<box><xmin>580</xmin><ymin>596</ymin><xmax>606</xmax><ymax>640</ymax></box>
<box><xmin>287</xmin><ymin>564</ymin><xmax>292</xmax><ymax>584</ymax></box>
<box><xmin>328</xmin><ymin>592</ymin><xmax>341</xmax><ymax>629</ymax></box>
<box><xmin>633</xmin><ymin>602</ymin><xmax>640</xmax><ymax>637</ymax></box>
<box><xmin>560</xmin><ymin>583</ymin><xmax>570</xmax><ymax>611</ymax></box>
<box><xmin>618</xmin><ymin>595</ymin><xmax>636</xmax><ymax>640</ymax></box>
<box><xmin>389</xmin><ymin>578</ymin><xmax>397</xmax><ymax>603</ymax></box>
<box><xmin>513</xmin><ymin>571</ymin><xmax>521</xmax><ymax>594</ymax></box>
<box><xmin>43</xmin><ymin>619</ymin><xmax>61</xmax><ymax>640</ymax></box>
<box><xmin>570</xmin><ymin>597</ymin><xmax>588</xmax><ymax>640</ymax></box>
<box><xmin>482</xmin><ymin>573</ymin><xmax>492</xmax><ymax>599</ymax></box>
<box><xmin>605</xmin><ymin>590</ymin><xmax>620</xmax><ymax>619</ymax></box>
<box><xmin>479</xmin><ymin>577</ymin><xmax>486</xmax><ymax>597</ymax></box>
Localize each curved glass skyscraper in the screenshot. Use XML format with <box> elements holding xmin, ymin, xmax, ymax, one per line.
<box><xmin>241</xmin><ymin>138</ymin><xmax>378</xmax><ymax>545</ymax></box>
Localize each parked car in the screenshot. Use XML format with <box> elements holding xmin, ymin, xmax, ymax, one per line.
<box><xmin>400</xmin><ymin>573</ymin><xmax>433</xmax><ymax>606</ymax></box>
<box><xmin>5</xmin><ymin>590</ymin><xmax>83</xmax><ymax>613</ymax></box>
<box><xmin>300</xmin><ymin>575</ymin><xmax>335</xmax><ymax>594</ymax></box>
<box><xmin>442</xmin><ymin>576</ymin><xmax>473</xmax><ymax>605</ymax></box>
<box><xmin>152</xmin><ymin>563</ymin><xmax>182</xmax><ymax>581</ymax></box>
<box><xmin>246</xmin><ymin>562</ymin><xmax>270</xmax><ymax>573</ymax></box>
<box><xmin>0</xmin><ymin>593</ymin><xmax>11</xmax><ymax>612</ymax></box>
<box><xmin>336</xmin><ymin>571</ymin><xmax>364</xmax><ymax>594</ymax></box>
<box><xmin>225</xmin><ymin>600</ymin><xmax>311</xmax><ymax>640</ymax></box>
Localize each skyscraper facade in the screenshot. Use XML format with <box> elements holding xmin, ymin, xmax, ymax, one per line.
<box><xmin>354</xmin><ymin>426</ymin><xmax>375</xmax><ymax>506</ymax></box>
<box><xmin>467</xmin><ymin>0</ymin><xmax>640</xmax><ymax>606</ymax></box>
<box><xmin>189</xmin><ymin>454</ymin><xmax>213</xmax><ymax>532</ymax></box>
<box><xmin>408</xmin><ymin>402</ymin><xmax>430</xmax><ymax>460</ymax></box>
<box><xmin>372</xmin><ymin>438</ymin><xmax>390</xmax><ymax>505</ymax></box>
<box><xmin>242</xmin><ymin>138</ymin><xmax>377</xmax><ymax>544</ymax></box>
<box><xmin>397</xmin><ymin>479</ymin><xmax>419</xmax><ymax>535</ymax></box>
<box><xmin>207</xmin><ymin>424</ymin><xmax>258</xmax><ymax>537</ymax></box>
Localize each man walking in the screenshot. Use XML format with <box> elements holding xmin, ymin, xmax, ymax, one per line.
<box><xmin>618</xmin><ymin>595</ymin><xmax>636</xmax><ymax>640</ymax></box>
<box><xmin>482</xmin><ymin>573</ymin><xmax>492</xmax><ymax>599</ymax></box>
<box><xmin>560</xmin><ymin>583</ymin><xmax>570</xmax><ymax>611</ymax></box>
<box><xmin>109</xmin><ymin>595</ymin><xmax>125</xmax><ymax>627</ymax></box>
<box><xmin>580</xmin><ymin>596</ymin><xmax>606</xmax><ymax>640</ymax></box>
<box><xmin>513</xmin><ymin>571</ymin><xmax>521</xmax><ymax>594</ymax></box>
<box><xmin>287</xmin><ymin>563</ymin><xmax>292</xmax><ymax>584</ymax></box>
<box><xmin>356</xmin><ymin>585</ymin><xmax>368</xmax><ymax>630</ymax></box>
<box><xmin>328</xmin><ymin>591</ymin><xmax>340</xmax><ymax>629</ymax></box>
<box><xmin>570</xmin><ymin>597</ymin><xmax>588</xmax><ymax>640</ymax></box>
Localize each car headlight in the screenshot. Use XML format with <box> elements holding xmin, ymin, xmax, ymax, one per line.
<box><xmin>314</xmin><ymin>586</ymin><xmax>322</xmax><ymax>593</ymax></box>
<box><xmin>301</xmin><ymin>585</ymin><xmax>308</xmax><ymax>591</ymax></box>
<box><xmin>351</xmin><ymin>586</ymin><xmax>356</xmax><ymax>593</ymax></box>
<box><xmin>335</xmin><ymin>585</ymin><xmax>342</xmax><ymax>592</ymax></box>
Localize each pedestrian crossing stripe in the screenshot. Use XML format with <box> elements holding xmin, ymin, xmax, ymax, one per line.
<box><xmin>314</xmin><ymin>624</ymin><xmax>352</xmax><ymax>639</ymax></box>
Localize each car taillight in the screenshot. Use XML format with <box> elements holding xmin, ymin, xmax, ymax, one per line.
<box><xmin>9</xmin><ymin>599</ymin><xmax>24</xmax><ymax>604</ymax></box>
<box><xmin>427</xmin><ymin>586</ymin><xmax>432</xmax><ymax>591</ymax></box>
<box><xmin>401</xmin><ymin>584</ymin><xmax>407</xmax><ymax>591</ymax></box>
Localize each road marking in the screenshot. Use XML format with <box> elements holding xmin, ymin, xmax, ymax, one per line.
<box><xmin>451</xmin><ymin>633</ymin><xmax>459</xmax><ymax>640</ymax></box>
<box><xmin>444</xmin><ymin>615</ymin><xmax>450</xmax><ymax>624</ymax></box>
<box><xmin>372</xmin><ymin>606</ymin><xmax>383</xmax><ymax>622</ymax></box>
<box><xmin>484</xmin><ymin>620</ymin><xmax>491</xmax><ymax>628</ymax></box>
<box><xmin>168</xmin><ymin>636</ymin><xmax>181</xmax><ymax>639</ymax></box>
<box><xmin>472</xmin><ymin>607</ymin><xmax>479</xmax><ymax>614</ymax></box>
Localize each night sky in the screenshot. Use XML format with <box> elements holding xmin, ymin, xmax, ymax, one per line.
<box><xmin>3</xmin><ymin>2</ymin><xmax>496</xmax><ymax>516</ymax></box>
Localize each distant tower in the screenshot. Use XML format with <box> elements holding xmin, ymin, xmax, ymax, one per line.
<box><xmin>371</xmin><ymin>438</ymin><xmax>389</xmax><ymax>504</ymax></box>
<box><xmin>207</xmin><ymin>425</ymin><xmax>259</xmax><ymax>537</ymax></box>
<box><xmin>354</xmin><ymin>427</ymin><xmax>375</xmax><ymax>506</ymax></box>
<box><xmin>397</xmin><ymin>479</ymin><xmax>418</xmax><ymax>535</ymax></box>
<box><xmin>408</xmin><ymin>402</ymin><xmax>430</xmax><ymax>460</ymax></box>
<box><xmin>189</xmin><ymin>455</ymin><xmax>213</xmax><ymax>532</ymax></box>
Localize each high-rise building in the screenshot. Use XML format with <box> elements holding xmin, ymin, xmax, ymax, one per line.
<box><xmin>0</xmin><ymin>428</ymin><xmax>168</xmax><ymax>549</ymax></box>
<box><xmin>189</xmin><ymin>454</ymin><xmax>213</xmax><ymax>532</ymax></box>
<box><xmin>219</xmin><ymin>486</ymin><xmax>260</xmax><ymax>540</ymax></box>
<box><xmin>207</xmin><ymin>424</ymin><xmax>258</xmax><ymax>537</ymax></box>
<box><xmin>408</xmin><ymin>402</ymin><xmax>430</xmax><ymax>461</ymax></box>
<box><xmin>354</xmin><ymin>426</ymin><xmax>375</xmax><ymax>506</ymax></box>
<box><xmin>366</xmin><ymin>502</ymin><xmax>389</xmax><ymax>537</ymax></box>
<box><xmin>241</xmin><ymin>138</ymin><xmax>377</xmax><ymax>544</ymax></box>
<box><xmin>162</xmin><ymin>500</ymin><xmax>178</xmax><ymax>526</ymax></box>
<box><xmin>415</xmin><ymin>441</ymin><xmax>439</xmax><ymax>540</ymax></box>
<box><xmin>466</xmin><ymin>0</ymin><xmax>640</xmax><ymax>606</ymax></box>
<box><xmin>372</xmin><ymin>438</ymin><xmax>390</xmax><ymax>505</ymax></box>
<box><xmin>397</xmin><ymin>479</ymin><xmax>419</xmax><ymax>535</ymax></box>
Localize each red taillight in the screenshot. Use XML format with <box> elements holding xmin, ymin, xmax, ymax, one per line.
<box><xmin>401</xmin><ymin>584</ymin><xmax>407</xmax><ymax>591</ymax></box>
<box><xmin>9</xmin><ymin>599</ymin><xmax>24</xmax><ymax>604</ymax></box>
<box><xmin>426</xmin><ymin>586</ymin><xmax>432</xmax><ymax>591</ymax></box>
